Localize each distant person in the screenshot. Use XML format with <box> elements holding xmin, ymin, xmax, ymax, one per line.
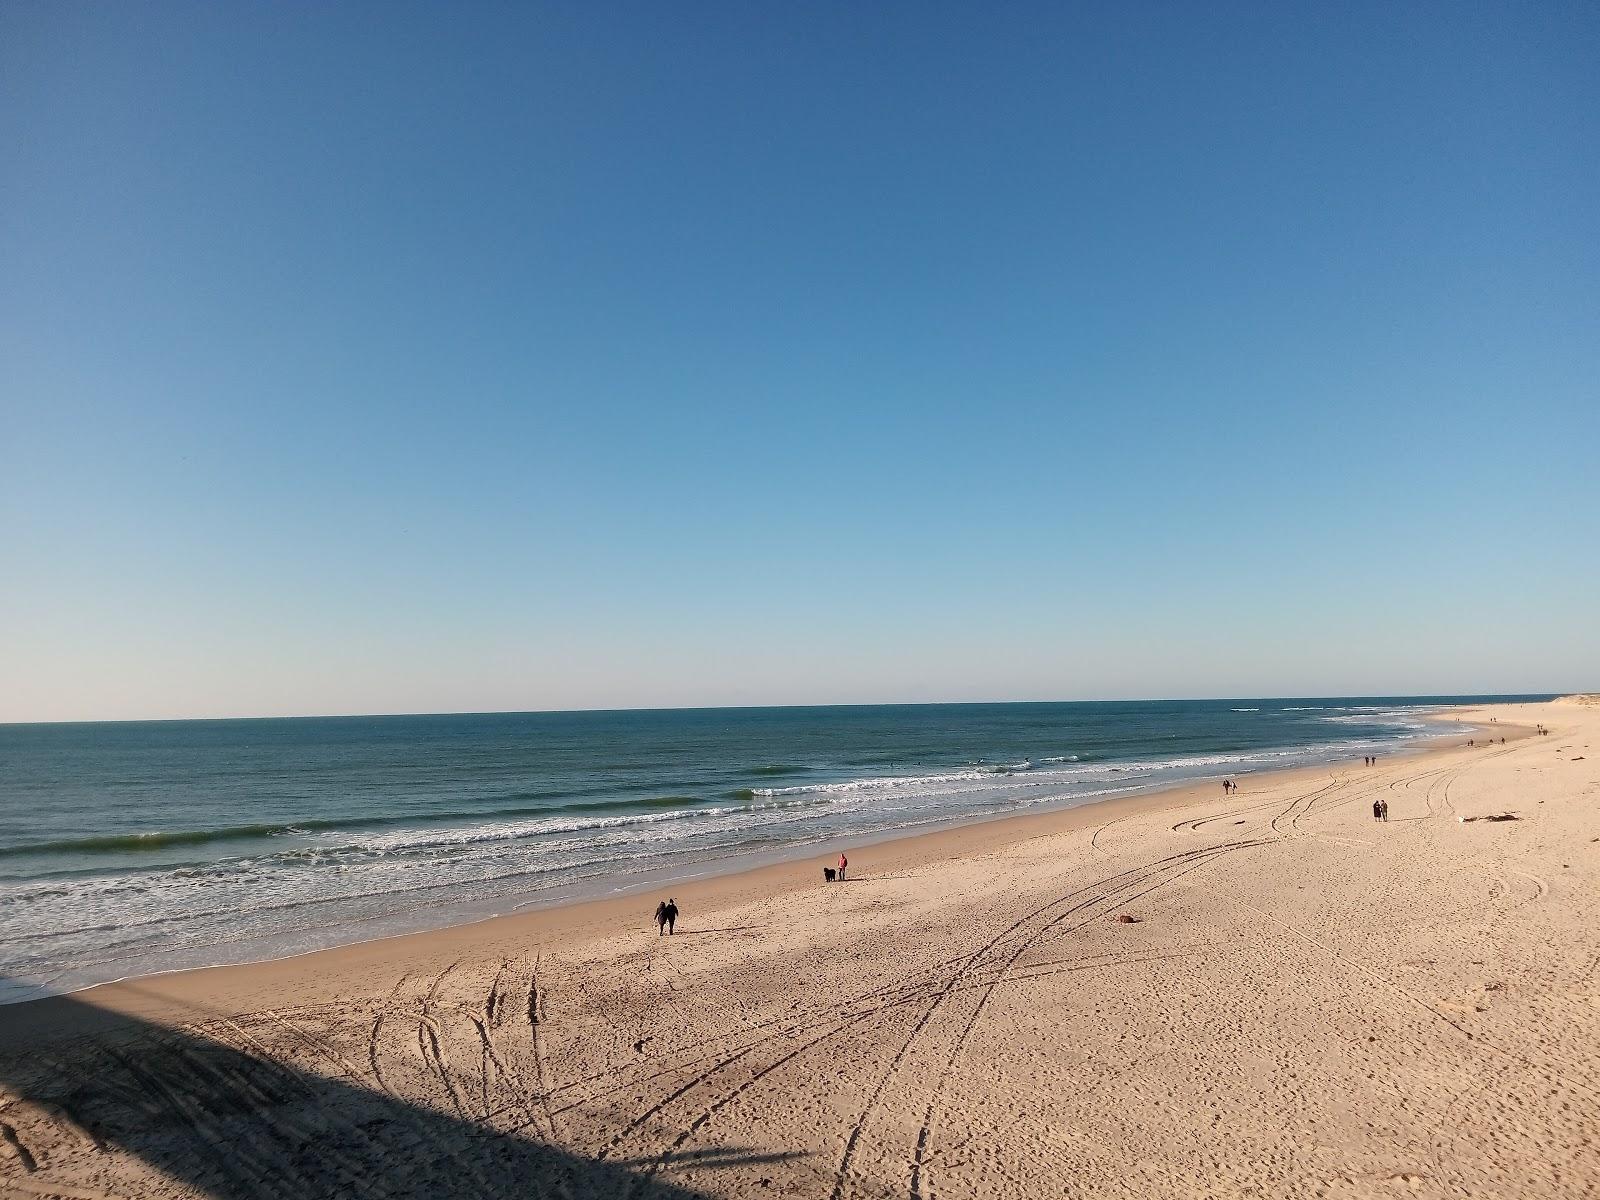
<box><xmin>838</xmin><ymin>852</ymin><xmax>848</xmax><ymax>881</ymax></box>
<box><xmin>1379</xmin><ymin>799</ymin><xmax>1389</xmax><ymax>822</ymax></box>
<box><xmin>1373</xmin><ymin>799</ymin><xmax>1383</xmax><ymax>821</ymax></box>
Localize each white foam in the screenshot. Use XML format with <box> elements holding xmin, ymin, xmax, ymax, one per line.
<box><xmin>3</xmin><ymin>706</ymin><xmax>1470</xmax><ymax>1003</ymax></box>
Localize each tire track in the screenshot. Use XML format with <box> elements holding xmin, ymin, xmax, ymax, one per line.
<box><xmin>0</xmin><ymin>1178</ymin><xmax>141</xmax><ymax>1200</ymax></box>
<box><xmin>101</xmin><ymin>1043</ymin><xmax>293</xmax><ymax>1200</ymax></box>
<box><xmin>482</xmin><ymin>954</ymin><xmax>563</xmax><ymax>1144</ymax></box>
<box><xmin>1271</xmin><ymin>774</ymin><xmax>1345</xmax><ymax>835</ymax></box>
<box><xmin>255</xmin><ymin>1008</ymin><xmax>367</xmax><ymax>1084</ymax></box>
<box><xmin>167</xmin><ymin>1031</ymin><xmax>389</xmax><ymax>1199</ymax></box>
<box><xmin>499</xmin><ymin>952</ymin><xmax>974</xmax><ymax>1131</ymax></box>
<box><xmin>592</xmin><ymin>852</ymin><xmax>1229</xmax><ymax>1182</ymax></box>
<box><xmin>1241</xmin><ymin>901</ymin><xmax>1600</xmax><ymax>1102</ymax></box>
<box><xmin>366</xmin><ymin>971</ymin><xmax>414</xmax><ymax>1100</ymax></box>
<box><xmin>361</xmin><ymin>963</ymin><xmax>502</xmax><ymax>1197</ymax></box>
<box><xmin>829</xmin><ymin>839</ymin><xmax>1266</xmax><ymax>1200</ymax></box>
<box><xmin>905</xmin><ymin>840</ymin><xmax>1260</xmax><ymax>1200</ymax></box>
<box><xmin>624</xmin><ymin>1002</ymin><xmax>912</xmax><ymax>1197</ymax></box>
<box><xmin>526</xmin><ymin>954</ymin><xmax>555</xmax><ymax>1138</ymax></box>
<box><xmin>1171</xmin><ymin>793</ymin><xmax>1282</xmax><ymax>833</ymax></box>
<box><xmin>416</xmin><ymin>958</ymin><xmax>471</xmax><ymax>1118</ymax></box>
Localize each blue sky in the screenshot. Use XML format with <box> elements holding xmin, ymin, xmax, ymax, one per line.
<box><xmin>3</xmin><ymin>2</ymin><xmax>1596</xmax><ymax>721</ymax></box>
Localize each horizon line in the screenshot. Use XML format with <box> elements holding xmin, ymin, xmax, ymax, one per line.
<box><xmin>0</xmin><ymin>691</ymin><xmax>1571</xmax><ymax>729</ymax></box>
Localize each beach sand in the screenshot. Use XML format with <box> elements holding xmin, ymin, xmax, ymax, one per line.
<box><xmin>1</xmin><ymin>699</ymin><xmax>1596</xmax><ymax>1199</ymax></box>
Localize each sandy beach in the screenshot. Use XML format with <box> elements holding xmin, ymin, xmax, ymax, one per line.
<box><xmin>2</xmin><ymin>697</ymin><xmax>1595</xmax><ymax>1199</ymax></box>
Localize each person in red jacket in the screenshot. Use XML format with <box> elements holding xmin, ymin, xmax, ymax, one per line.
<box><xmin>837</xmin><ymin>852</ymin><xmax>848</xmax><ymax>881</ymax></box>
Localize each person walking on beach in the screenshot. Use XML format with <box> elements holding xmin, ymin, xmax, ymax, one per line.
<box><xmin>1373</xmin><ymin>798</ymin><xmax>1383</xmax><ymax>821</ymax></box>
<box><xmin>837</xmin><ymin>852</ymin><xmax>848</xmax><ymax>882</ymax></box>
<box><xmin>655</xmin><ymin>898</ymin><xmax>678</xmax><ymax>935</ymax></box>
<box><xmin>1379</xmin><ymin>798</ymin><xmax>1389</xmax><ymax>822</ymax></box>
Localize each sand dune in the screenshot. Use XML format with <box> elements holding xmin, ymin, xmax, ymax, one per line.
<box><xmin>2</xmin><ymin>700</ymin><xmax>1596</xmax><ymax>1198</ymax></box>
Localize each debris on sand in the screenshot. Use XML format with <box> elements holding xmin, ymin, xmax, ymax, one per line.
<box><xmin>1459</xmin><ymin>813</ymin><xmax>1520</xmax><ymax>823</ymax></box>
<box><xmin>1113</xmin><ymin>914</ymin><xmax>1141</xmax><ymax>924</ymax></box>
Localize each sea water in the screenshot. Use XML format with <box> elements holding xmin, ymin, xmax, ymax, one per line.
<box><xmin>0</xmin><ymin>697</ymin><xmax>1535</xmax><ymax>1003</ymax></box>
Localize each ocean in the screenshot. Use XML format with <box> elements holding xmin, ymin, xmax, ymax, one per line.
<box><xmin>0</xmin><ymin>696</ymin><xmax>1537</xmax><ymax>1004</ymax></box>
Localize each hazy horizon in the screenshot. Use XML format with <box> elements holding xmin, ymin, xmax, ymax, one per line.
<box><xmin>0</xmin><ymin>690</ymin><xmax>1574</xmax><ymax>728</ymax></box>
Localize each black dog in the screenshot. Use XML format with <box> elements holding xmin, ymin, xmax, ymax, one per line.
<box><xmin>823</xmin><ymin>867</ymin><xmax>837</xmax><ymax>882</ymax></box>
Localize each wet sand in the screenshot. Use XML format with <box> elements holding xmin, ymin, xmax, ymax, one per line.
<box><xmin>2</xmin><ymin>698</ymin><xmax>1595</xmax><ymax>1198</ymax></box>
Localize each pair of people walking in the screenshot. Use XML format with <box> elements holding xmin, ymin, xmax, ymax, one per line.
<box><xmin>653</xmin><ymin>897</ymin><xmax>678</xmax><ymax>935</ymax></box>
<box><xmin>1371</xmin><ymin>798</ymin><xmax>1389</xmax><ymax>821</ymax></box>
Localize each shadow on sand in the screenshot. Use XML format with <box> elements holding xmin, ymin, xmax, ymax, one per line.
<box><xmin>0</xmin><ymin>979</ymin><xmax>758</xmax><ymax>1199</ymax></box>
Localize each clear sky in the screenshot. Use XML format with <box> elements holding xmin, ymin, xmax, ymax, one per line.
<box><xmin>3</xmin><ymin>3</ymin><xmax>1597</xmax><ymax>722</ymax></box>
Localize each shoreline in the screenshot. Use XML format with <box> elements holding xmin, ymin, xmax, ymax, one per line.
<box><xmin>2</xmin><ymin>698</ymin><xmax>1592</xmax><ymax>1199</ymax></box>
<box><xmin>1</xmin><ymin>704</ymin><xmax>1528</xmax><ymax>1037</ymax></box>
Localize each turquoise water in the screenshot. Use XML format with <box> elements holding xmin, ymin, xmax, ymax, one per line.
<box><xmin>0</xmin><ymin>696</ymin><xmax>1532</xmax><ymax>1002</ymax></box>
